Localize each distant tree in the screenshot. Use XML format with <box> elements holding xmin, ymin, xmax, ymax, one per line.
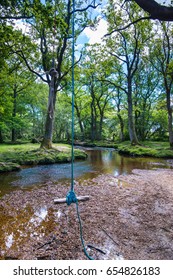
<box><xmin>148</xmin><ymin>22</ymin><xmax>173</xmax><ymax>148</ymax></box>
<box><xmin>133</xmin><ymin>58</ymin><xmax>160</xmax><ymax>140</ymax></box>
<box><xmin>78</xmin><ymin>45</ymin><xmax>112</xmax><ymax>141</ymax></box>
<box><xmin>0</xmin><ymin>57</ymin><xmax>36</xmax><ymax>142</ymax></box>
<box><xmin>106</xmin><ymin>1</ymin><xmax>152</xmax><ymax>144</ymax></box>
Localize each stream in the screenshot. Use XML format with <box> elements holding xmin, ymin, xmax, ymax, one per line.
<box><xmin>0</xmin><ymin>147</ymin><xmax>171</xmax><ymax>197</ymax></box>
<box><xmin>0</xmin><ymin>147</ymin><xmax>172</xmax><ymax>260</ymax></box>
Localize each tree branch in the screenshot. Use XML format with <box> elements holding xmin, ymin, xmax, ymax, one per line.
<box><xmin>72</xmin><ymin>3</ymin><xmax>101</xmax><ymax>14</ymax></box>
<box><xmin>105</xmin><ymin>16</ymin><xmax>151</xmax><ymax>36</ymax></box>
<box><xmin>0</xmin><ymin>14</ymin><xmax>33</xmax><ymax>20</ymax></box>
<box><xmin>14</xmin><ymin>50</ymin><xmax>48</xmax><ymax>83</ymax></box>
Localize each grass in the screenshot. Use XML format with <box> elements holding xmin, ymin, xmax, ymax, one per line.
<box><xmin>117</xmin><ymin>141</ymin><xmax>173</xmax><ymax>158</ymax></box>
<box><xmin>0</xmin><ymin>143</ymin><xmax>87</xmax><ymax>172</ymax></box>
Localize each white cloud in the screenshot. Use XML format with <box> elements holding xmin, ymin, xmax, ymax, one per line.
<box><xmin>83</xmin><ymin>18</ymin><xmax>108</xmax><ymax>45</ymax></box>
<box><xmin>14</xmin><ymin>20</ymin><xmax>31</xmax><ymax>35</ymax></box>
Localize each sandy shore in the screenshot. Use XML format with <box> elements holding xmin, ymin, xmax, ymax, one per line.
<box><xmin>0</xmin><ymin>168</ymin><xmax>173</xmax><ymax>260</ymax></box>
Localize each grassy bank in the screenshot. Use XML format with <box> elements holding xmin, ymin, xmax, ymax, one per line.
<box><xmin>117</xmin><ymin>141</ymin><xmax>173</xmax><ymax>158</ymax></box>
<box><xmin>75</xmin><ymin>140</ymin><xmax>173</xmax><ymax>158</ymax></box>
<box><xmin>76</xmin><ymin>140</ymin><xmax>173</xmax><ymax>158</ymax></box>
<box><xmin>0</xmin><ymin>143</ymin><xmax>87</xmax><ymax>172</ymax></box>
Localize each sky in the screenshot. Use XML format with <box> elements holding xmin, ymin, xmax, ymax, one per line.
<box><xmin>77</xmin><ymin>18</ymin><xmax>108</xmax><ymax>45</ymax></box>
<box><xmin>157</xmin><ymin>0</ymin><xmax>172</xmax><ymax>4</ymax></box>
<box><xmin>77</xmin><ymin>0</ymin><xmax>108</xmax><ymax>46</ymax></box>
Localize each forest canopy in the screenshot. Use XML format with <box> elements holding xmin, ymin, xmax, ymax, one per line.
<box><xmin>0</xmin><ymin>0</ymin><xmax>173</xmax><ymax>148</ymax></box>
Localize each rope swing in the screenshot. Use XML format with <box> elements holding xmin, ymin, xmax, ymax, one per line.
<box><xmin>54</xmin><ymin>0</ymin><xmax>93</xmax><ymax>260</ymax></box>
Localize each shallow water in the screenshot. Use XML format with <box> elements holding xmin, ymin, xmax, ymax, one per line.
<box><xmin>0</xmin><ymin>147</ymin><xmax>170</xmax><ymax>197</ymax></box>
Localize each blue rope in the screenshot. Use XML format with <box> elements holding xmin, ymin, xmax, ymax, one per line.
<box><xmin>75</xmin><ymin>202</ymin><xmax>94</xmax><ymax>260</ymax></box>
<box><xmin>65</xmin><ymin>0</ymin><xmax>94</xmax><ymax>261</ymax></box>
<box><xmin>71</xmin><ymin>0</ymin><xmax>75</xmax><ymax>193</ymax></box>
<box><xmin>66</xmin><ymin>0</ymin><xmax>76</xmax><ymax>206</ymax></box>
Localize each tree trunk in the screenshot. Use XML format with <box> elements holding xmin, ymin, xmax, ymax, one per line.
<box><xmin>98</xmin><ymin>114</ymin><xmax>103</xmax><ymax>141</ymax></box>
<box><xmin>165</xmin><ymin>84</ymin><xmax>173</xmax><ymax>149</ymax></box>
<box><xmin>0</xmin><ymin>129</ymin><xmax>3</xmax><ymax>143</ymax></box>
<box><xmin>127</xmin><ymin>82</ymin><xmax>139</xmax><ymax>145</ymax></box>
<box><xmin>117</xmin><ymin>113</ymin><xmax>125</xmax><ymax>142</ymax></box>
<box><xmin>90</xmin><ymin>83</ymin><xmax>97</xmax><ymax>142</ymax></box>
<box><xmin>91</xmin><ymin>103</ymin><xmax>97</xmax><ymax>142</ymax></box>
<box><xmin>168</xmin><ymin>108</ymin><xmax>173</xmax><ymax>148</ymax></box>
<box><xmin>75</xmin><ymin>102</ymin><xmax>85</xmax><ymax>140</ymax></box>
<box><xmin>40</xmin><ymin>69</ymin><xmax>57</xmax><ymax>149</ymax></box>
<box><xmin>12</xmin><ymin>85</ymin><xmax>17</xmax><ymax>142</ymax></box>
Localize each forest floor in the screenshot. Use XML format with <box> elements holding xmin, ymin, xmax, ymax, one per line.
<box><xmin>0</xmin><ymin>167</ymin><xmax>173</xmax><ymax>260</ymax></box>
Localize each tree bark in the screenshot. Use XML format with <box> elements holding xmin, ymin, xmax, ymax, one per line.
<box><xmin>12</xmin><ymin>85</ymin><xmax>17</xmax><ymax>142</ymax></box>
<box><xmin>0</xmin><ymin>130</ymin><xmax>3</xmax><ymax>143</ymax></box>
<box><xmin>127</xmin><ymin>80</ymin><xmax>139</xmax><ymax>145</ymax></box>
<box><xmin>90</xmin><ymin>80</ymin><xmax>97</xmax><ymax>141</ymax></box>
<box><xmin>118</xmin><ymin>113</ymin><xmax>125</xmax><ymax>142</ymax></box>
<box><xmin>165</xmin><ymin>80</ymin><xmax>173</xmax><ymax>149</ymax></box>
<box><xmin>117</xmin><ymin>89</ymin><xmax>125</xmax><ymax>142</ymax></box>
<box><xmin>40</xmin><ymin>69</ymin><xmax>57</xmax><ymax>149</ymax></box>
<box><xmin>133</xmin><ymin>0</ymin><xmax>173</xmax><ymax>21</ymax></box>
<box><xmin>75</xmin><ymin>102</ymin><xmax>85</xmax><ymax>140</ymax></box>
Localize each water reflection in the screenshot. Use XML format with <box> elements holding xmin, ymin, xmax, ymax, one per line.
<box><xmin>85</xmin><ymin>149</ymin><xmax>168</xmax><ymax>176</ymax></box>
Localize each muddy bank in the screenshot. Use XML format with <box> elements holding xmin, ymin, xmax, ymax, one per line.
<box><xmin>0</xmin><ymin>168</ymin><xmax>173</xmax><ymax>260</ymax></box>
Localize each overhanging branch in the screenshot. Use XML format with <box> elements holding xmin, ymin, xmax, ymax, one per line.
<box><xmin>133</xmin><ymin>0</ymin><xmax>173</xmax><ymax>21</ymax></box>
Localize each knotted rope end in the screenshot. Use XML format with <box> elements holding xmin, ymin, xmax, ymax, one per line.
<box><xmin>66</xmin><ymin>190</ymin><xmax>78</xmax><ymax>206</ymax></box>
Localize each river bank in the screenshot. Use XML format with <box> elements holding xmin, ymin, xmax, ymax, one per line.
<box><xmin>1</xmin><ymin>141</ymin><xmax>173</xmax><ymax>173</ymax></box>
<box><xmin>0</xmin><ymin>168</ymin><xmax>173</xmax><ymax>260</ymax></box>
<box><xmin>0</xmin><ymin>144</ymin><xmax>87</xmax><ymax>172</ymax></box>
